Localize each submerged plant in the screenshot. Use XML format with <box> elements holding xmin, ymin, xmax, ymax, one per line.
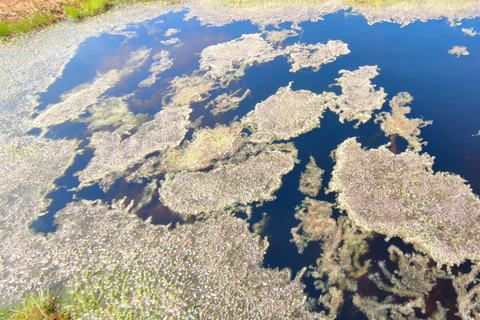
<box><xmin>374</xmin><ymin>91</ymin><xmax>432</xmax><ymax>152</ymax></box>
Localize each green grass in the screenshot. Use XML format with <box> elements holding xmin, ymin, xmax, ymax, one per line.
<box><xmin>0</xmin><ymin>12</ymin><xmax>59</xmax><ymax>37</ymax></box>
<box><xmin>64</xmin><ymin>0</ymin><xmax>112</xmax><ymax>20</ymax></box>
<box><xmin>0</xmin><ymin>290</ymin><xmax>71</xmax><ymax>320</ymax></box>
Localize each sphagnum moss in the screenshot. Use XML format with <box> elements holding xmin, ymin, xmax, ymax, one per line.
<box><xmin>75</xmin><ymin>105</ymin><xmax>192</xmax><ymax>191</ymax></box>
<box><xmin>329</xmin><ymin>65</ymin><xmax>386</xmax><ymax>127</ymax></box>
<box><xmin>1</xmin><ymin>199</ymin><xmax>320</xmax><ymax>319</ymax></box>
<box><xmin>159</xmin><ymin>144</ymin><xmax>298</xmax><ymax>218</ymax></box>
<box><xmin>242</xmin><ymin>82</ymin><xmax>336</xmax><ymax>143</ymax></box>
<box><xmin>328</xmin><ymin>137</ymin><xmax>480</xmax><ymax>266</ymax></box>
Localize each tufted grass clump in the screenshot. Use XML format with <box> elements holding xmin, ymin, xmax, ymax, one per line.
<box><xmin>0</xmin><ymin>290</ymin><xmax>71</xmax><ymax>320</ymax></box>
<box><xmin>64</xmin><ymin>0</ymin><xmax>112</xmax><ymax>20</ymax></box>
<box><xmin>0</xmin><ymin>12</ymin><xmax>59</xmax><ymax>37</ymax></box>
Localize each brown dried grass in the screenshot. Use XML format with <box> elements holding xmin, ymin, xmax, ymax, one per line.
<box><xmin>0</xmin><ymin>0</ymin><xmax>66</xmax><ymax>21</ymax></box>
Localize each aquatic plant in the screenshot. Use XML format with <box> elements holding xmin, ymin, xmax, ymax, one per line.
<box><xmin>328</xmin><ymin>137</ymin><xmax>480</xmax><ymax>266</ymax></box>
<box><xmin>0</xmin><ymin>135</ymin><xmax>78</xmax><ymax>302</ymax></box>
<box><xmin>159</xmin><ymin>144</ymin><xmax>297</xmax><ymax>218</ymax></box>
<box><xmin>353</xmin><ymin>244</ymin><xmax>449</xmax><ymax>319</ymax></box>
<box><xmin>369</xmin><ymin>245</ymin><xmax>440</xmax><ymax>300</ymax></box>
<box><xmin>206</xmin><ymin>88</ymin><xmax>251</xmax><ymax>115</ymax></box>
<box><xmin>80</xmin><ymin>94</ymin><xmax>148</xmax><ymax>131</ymax></box>
<box><xmin>242</xmin><ymin>82</ymin><xmax>336</xmax><ymax>143</ymax></box>
<box><xmin>75</xmin><ymin>105</ymin><xmax>191</xmax><ymax>191</ymax></box>
<box><xmin>263</xmin><ymin>29</ymin><xmax>299</xmax><ymax>44</ymax></box>
<box><xmin>1</xmin><ymin>197</ymin><xmax>318</xmax><ymax>319</ymax></box>
<box><xmin>291</xmin><ymin>198</ymin><xmax>371</xmax><ymax>319</ymax></box>
<box><xmin>164</xmin><ymin>73</ymin><xmax>217</xmax><ymax>108</ymax></box>
<box><xmin>138</xmin><ymin>50</ymin><xmax>174</xmax><ymax>87</ymax></box>
<box><xmin>160</xmin><ymin>123</ymin><xmax>246</xmax><ymax>172</ymax></box>
<box><xmin>31</xmin><ymin>48</ymin><xmax>151</xmax><ymax>135</ymax></box>
<box><xmin>286</xmin><ymin>40</ymin><xmax>350</xmax><ymax>72</ymax></box>
<box><xmin>374</xmin><ymin>92</ymin><xmax>432</xmax><ymax>152</ymax></box>
<box><xmin>291</xmin><ymin>198</ymin><xmax>335</xmax><ymax>254</ymax></box>
<box><xmin>448</xmin><ymin>45</ymin><xmax>470</xmax><ymax>57</ymax></box>
<box><xmin>0</xmin><ymin>134</ymin><xmax>79</xmax><ymax>227</ymax></box>
<box><xmin>198</xmin><ymin>33</ymin><xmax>282</xmax><ymax>87</ymax></box>
<box><xmin>453</xmin><ymin>263</ymin><xmax>480</xmax><ymax>319</ymax></box>
<box><xmin>298</xmin><ymin>156</ymin><xmax>324</xmax><ymax>197</ymax></box>
<box><xmin>329</xmin><ymin>65</ymin><xmax>387</xmax><ymax>127</ymax></box>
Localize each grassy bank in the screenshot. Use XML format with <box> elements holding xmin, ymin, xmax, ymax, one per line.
<box><xmin>0</xmin><ymin>0</ymin><xmax>171</xmax><ymax>37</ymax></box>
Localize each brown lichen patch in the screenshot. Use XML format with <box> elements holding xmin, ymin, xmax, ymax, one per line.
<box><xmin>462</xmin><ymin>27</ymin><xmax>478</xmax><ymax>36</ymax></box>
<box><xmin>286</xmin><ymin>40</ymin><xmax>350</xmax><ymax>72</ymax></box>
<box><xmin>242</xmin><ymin>82</ymin><xmax>336</xmax><ymax>143</ymax></box>
<box><xmin>453</xmin><ymin>263</ymin><xmax>480</xmax><ymax>320</ymax></box>
<box><xmin>79</xmin><ymin>94</ymin><xmax>148</xmax><ymax>131</ymax></box>
<box><xmin>328</xmin><ymin>137</ymin><xmax>480</xmax><ymax>266</ymax></box>
<box><xmin>374</xmin><ymin>92</ymin><xmax>432</xmax><ymax>152</ymax></box>
<box><xmin>30</xmin><ymin>48</ymin><xmax>150</xmax><ymax>135</ymax></box>
<box><xmin>206</xmin><ymin>88</ymin><xmax>251</xmax><ymax>115</ymax></box>
<box><xmin>448</xmin><ymin>45</ymin><xmax>470</xmax><ymax>57</ymax></box>
<box><xmin>198</xmin><ymin>33</ymin><xmax>282</xmax><ymax>87</ymax></box>
<box><xmin>160</xmin><ymin>123</ymin><xmax>246</xmax><ymax>172</ymax></box>
<box><xmin>329</xmin><ymin>65</ymin><xmax>386</xmax><ymax>127</ymax></box>
<box><xmin>163</xmin><ymin>73</ymin><xmax>217</xmax><ymax>108</ymax></box>
<box><xmin>291</xmin><ymin>197</ymin><xmax>371</xmax><ymax>319</ymax></box>
<box><xmin>159</xmin><ymin>145</ymin><xmax>297</xmax><ymax>218</ymax></box>
<box><xmin>76</xmin><ymin>106</ymin><xmax>191</xmax><ymax>191</ymax></box>
<box><xmin>299</xmin><ymin>155</ymin><xmax>324</xmax><ymax>197</ymax></box>
<box><xmin>138</xmin><ymin>50</ymin><xmax>174</xmax><ymax>88</ymax></box>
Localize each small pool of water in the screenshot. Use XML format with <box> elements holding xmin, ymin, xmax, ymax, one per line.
<box><xmin>24</xmin><ymin>7</ymin><xmax>480</xmax><ymax>319</ymax></box>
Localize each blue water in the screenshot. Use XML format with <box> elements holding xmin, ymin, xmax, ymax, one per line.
<box><xmin>30</xmin><ymin>9</ymin><xmax>480</xmax><ymax>318</ymax></box>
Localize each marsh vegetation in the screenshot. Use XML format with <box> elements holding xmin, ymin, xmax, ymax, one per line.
<box><xmin>2</xmin><ymin>0</ymin><xmax>480</xmax><ymax>319</ymax></box>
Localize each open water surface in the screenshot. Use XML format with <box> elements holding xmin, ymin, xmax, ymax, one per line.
<box><xmin>28</xmin><ymin>9</ymin><xmax>480</xmax><ymax>318</ymax></box>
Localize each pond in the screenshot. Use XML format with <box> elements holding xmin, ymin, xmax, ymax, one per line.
<box><xmin>1</xmin><ymin>1</ymin><xmax>480</xmax><ymax>319</ymax></box>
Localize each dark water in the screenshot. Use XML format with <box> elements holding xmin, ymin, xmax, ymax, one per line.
<box><xmin>31</xmin><ymin>9</ymin><xmax>480</xmax><ymax>318</ymax></box>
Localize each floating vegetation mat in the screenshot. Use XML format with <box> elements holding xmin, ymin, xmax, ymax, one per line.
<box><xmin>1</xmin><ymin>1</ymin><xmax>480</xmax><ymax>319</ymax></box>
<box><xmin>242</xmin><ymin>83</ymin><xmax>336</xmax><ymax>143</ymax></box>
<box><xmin>159</xmin><ymin>144</ymin><xmax>298</xmax><ymax>218</ymax></box>
<box><xmin>328</xmin><ymin>137</ymin><xmax>480</xmax><ymax>266</ymax></box>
